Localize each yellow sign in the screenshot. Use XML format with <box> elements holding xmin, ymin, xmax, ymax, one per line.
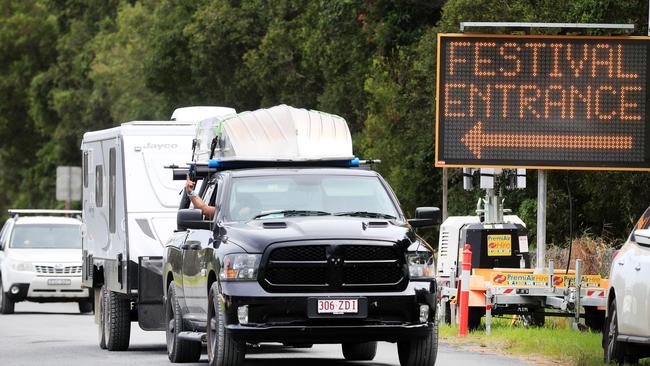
<box><xmin>491</xmin><ymin>273</ymin><xmax>549</xmax><ymax>287</ymax></box>
<box><xmin>487</xmin><ymin>234</ymin><xmax>511</xmax><ymax>256</ymax></box>
<box><xmin>553</xmin><ymin>275</ymin><xmax>601</xmax><ymax>288</ymax></box>
<box><xmin>490</xmin><ymin>272</ymin><xmax>602</xmax><ymax>288</ymax></box>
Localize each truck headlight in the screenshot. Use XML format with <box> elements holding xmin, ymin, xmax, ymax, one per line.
<box><xmin>11</xmin><ymin>261</ymin><xmax>34</xmax><ymax>272</ymax></box>
<box><xmin>220</xmin><ymin>254</ymin><xmax>261</xmax><ymax>281</ymax></box>
<box><xmin>406</xmin><ymin>252</ymin><xmax>434</xmax><ymax>280</ymax></box>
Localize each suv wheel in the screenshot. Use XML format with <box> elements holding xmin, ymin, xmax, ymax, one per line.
<box><xmin>342</xmin><ymin>342</ymin><xmax>377</xmax><ymax>361</ymax></box>
<box><xmin>397</xmin><ymin>322</ymin><xmax>438</xmax><ymax>366</ymax></box>
<box><xmin>0</xmin><ymin>278</ymin><xmax>15</xmax><ymax>315</ymax></box>
<box><xmin>604</xmin><ymin>299</ymin><xmax>625</xmax><ymax>364</ymax></box>
<box><xmin>103</xmin><ymin>288</ymin><xmax>131</xmax><ymax>351</ymax></box>
<box><xmin>166</xmin><ymin>283</ymin><xmax>201</xmax><ymax>363</ymax></box>
<box><xmin>207</xmin><ymin>282</ymin><xmax>244</xmax><ymax>366</ymax></box>
<box><xmin>98</xmin><ymin>286</ymin><xmax>107</xmax><ymax>349</ymax></box>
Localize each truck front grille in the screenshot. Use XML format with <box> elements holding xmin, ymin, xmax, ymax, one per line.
<box><xmin>261</xmin><ymin>243</ymin><xmax>407</xmax><ymax>292</ymax></box>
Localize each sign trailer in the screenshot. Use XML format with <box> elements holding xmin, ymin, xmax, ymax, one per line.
<box><xmin>435</xmin><ymin>33</ymin><xmax>650</xmax><ymax>170</ymax></box>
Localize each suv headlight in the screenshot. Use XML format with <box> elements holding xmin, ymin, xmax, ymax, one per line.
<box><xmin>11</xmin><ymin>261</ymin><xmax>34</xmax><ymax>272</ymax></box>
<box><xmin>220</xmin><ymin>254</ymin><xmax>261</xmax><ymax>281</ymax></box>
<box><xmin>406</xmin><ymin>252</ymin><xmax>434</xmax><ymax>280</ymax></box>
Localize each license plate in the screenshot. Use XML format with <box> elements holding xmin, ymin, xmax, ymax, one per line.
<box><xmin>47</xmin><ymin>279</ymin><xmax>71</xmax><ymax>286</ymax></box>
<box><xmin>317</xmin><ymin>299</ymin><xmax>358</xmax><ymax>314</ymax></box>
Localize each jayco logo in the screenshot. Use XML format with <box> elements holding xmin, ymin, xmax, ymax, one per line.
<box><xmin>142</xmin><ymin>143</ymin><xmax>178</xmax><ymax>149</ymax></box>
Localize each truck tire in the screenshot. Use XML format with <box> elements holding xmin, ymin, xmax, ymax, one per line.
<box><xmin>98</xmin><ymin>286</ymin><xmax>107</xmax><ymax>349</ymax></box>
<box><xmin>342</xmin><ymin>341</ymin><xmax>377</xmax><ymax>361</ymax></box>
<box><xmin>166</xmin><ymin>283</ymin><xmax>201</xmax><ymax>363</ymax></box>
<box><xmin>584</xmin><ymin>307</ymin><xmax>605</xmax><ymax>333</ymax></box>
<box><xmin>397</xmin><ymin>323</ymin><xmax>439</xmax><ymax>366</ymax></box>
<box><xmin>0</xmin><ymin>279</ymin><xmax>15</xmax><ymax>315</ymax></box>
<box><xmin>104</xmin><ymin>289</ymin><xmax>131</xmax><ymax>351</ymax></box>
<box><xmin>207</xmin><ymin>282</ymin><xmax>245</xmax><ymax>366</ymax></box>
<box><xmin>604</xmin><ymin>299</ymin><xmax>625</xmax><ymax>364</ymax></box>
<box><xmin>79</xmin><ymin>300</ymin><xmax>93</xmax><ymax>314</ymax></box>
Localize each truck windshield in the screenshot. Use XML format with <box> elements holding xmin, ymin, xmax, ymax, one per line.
<box><xmin>225</xmin><ymin>174</ymin><xmax>400</xmax><ymax>222</ymax></box>
<box><xmin>10</xmin><ymin>224</ymin><xmax>82</xmax><ymax>249</ymax></box>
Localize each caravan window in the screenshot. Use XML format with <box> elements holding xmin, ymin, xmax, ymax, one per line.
<box><xmin>109</xmin><ymin>148</ymin><xmax>116</xmax><ymax>233</ymax></box>
<box><xmin>83</xmin><ymin>151</ymin><xmax>89</xmax><ymax>188</ymax></box>
<box><xmin>95</xmin><ymin>165</ymin><xmax>103</xmax><ymax>207</ymax></box>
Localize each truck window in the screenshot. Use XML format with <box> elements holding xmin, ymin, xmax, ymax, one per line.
<box><xmin>95</xmin><ymin>165</ymin><xmax>103</xmax><ymax>207</ymax></box>
<box><xmin>109</xmin><ymin>148</ymin><xmax>116</xmax><ymax>233</ymax></box>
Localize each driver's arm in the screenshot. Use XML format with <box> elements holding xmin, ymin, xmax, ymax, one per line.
<box><xmin>185</xmin><ymin>175</ymin><xmax>216</xmax><ymax>219</ymax></box>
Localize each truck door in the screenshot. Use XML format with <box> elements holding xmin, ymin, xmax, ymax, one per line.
<box><xmin>181</xmin><ymin>178</ymin><xmax>218</xmax><ymax>315</ymax></box>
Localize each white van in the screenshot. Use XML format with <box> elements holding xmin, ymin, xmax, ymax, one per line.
<box><xmin>81</xmin><ymin>107</ymin><xmax>235</xmax><ymax>351</ymax></box>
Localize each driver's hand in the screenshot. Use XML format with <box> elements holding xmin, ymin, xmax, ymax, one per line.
<box><xmin>185</xmin><ymin>174</ymin><xmax>196</xmax><ymax>194</ymax></box>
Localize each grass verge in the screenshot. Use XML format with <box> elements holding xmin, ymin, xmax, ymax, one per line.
<box><xmin>438</xmin><ymin>317</ymin><xmax>640</xmax><ymax>366</ymax></box>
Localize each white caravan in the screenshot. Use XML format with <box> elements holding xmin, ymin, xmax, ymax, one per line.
<box><xmin>81</xmin><ymin>107</ymin><xmax>235</xmax><ymax>351</ymax></box>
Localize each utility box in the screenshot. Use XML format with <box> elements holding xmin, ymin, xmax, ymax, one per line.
<box><xmin>461</xmin><ymin>223</ymin><xmax>530</xmax><ymax>270</ymax></box>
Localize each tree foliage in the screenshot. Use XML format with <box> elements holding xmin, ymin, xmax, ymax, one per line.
<box><xmin>0</xmin><ymin>0</ymin><xmax>648</xmax><ymax>247</ymax></box>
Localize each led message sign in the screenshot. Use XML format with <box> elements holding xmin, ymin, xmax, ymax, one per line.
<box><xmin>435</xmin><ymin>34</ymin><xmax>650</xmax><ymax>170</ymax></box>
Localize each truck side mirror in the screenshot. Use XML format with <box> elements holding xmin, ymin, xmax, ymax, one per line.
<box><xmin>634</xmin><ymin>229</ymin><xmax>650</xmax><ymax>246</ymax></box>
<box><xmin>177</xmin><ymin>209</ymin><xmax>212</xmax><ymax>231</ymax></box>
<box><xmin>408</xmin><ymin>207</ymin><xmax>441</xmax><ymax>228</ymax></box>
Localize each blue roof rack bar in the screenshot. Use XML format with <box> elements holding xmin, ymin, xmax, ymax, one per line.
<box><xmin>171</xmin><ymin>158</ymin><xmax>378</xmax><ymax>180</ymax></box>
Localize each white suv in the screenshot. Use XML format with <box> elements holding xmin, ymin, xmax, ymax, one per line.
<box><xmin>0</xmin><ymin>210</ymin><xmax>90</xmax><ymax>314</ymax></box>
<box><xmin>604</xmin><ymin>206</ymin><xmax>650</xmax><ymax>363</ymax></box>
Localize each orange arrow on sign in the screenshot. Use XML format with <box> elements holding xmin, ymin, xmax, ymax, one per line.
<box><xmin>462</xmin><ymin>122</ymin><xmax>634</xmax><ymax>159</ymax></box>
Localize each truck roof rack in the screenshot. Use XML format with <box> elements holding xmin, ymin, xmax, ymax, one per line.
<box><xmin>8</xmin><ymin>209</ymin><xmax>82</xmax><ymax>218</ymax></box>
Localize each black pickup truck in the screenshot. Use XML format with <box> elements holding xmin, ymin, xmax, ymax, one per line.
<box><xmin>163</xmin><ymin>167</ymin><xmax>440</xmax><ymax>366</ymax></box>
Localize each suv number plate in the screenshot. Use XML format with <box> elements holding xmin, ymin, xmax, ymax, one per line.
<box><xmin>48</xmin><ymin>279</ymin><xmax>71</xmax><ymax>286</ymax></box>
<box><xmin>317</xmin><ymin>299</ymin><xmax>358</xmax><ymax>314</ymax></box>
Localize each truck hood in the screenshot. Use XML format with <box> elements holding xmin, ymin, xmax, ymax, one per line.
<box><xmin>221</xmin><ymin>216</ymin><xmax>417</xmax><ymax>253</ymax></box>
<box><xmin>7</xmin><ymin>249</ymin><xmax>82</xmax><ymax>264</ymax></box>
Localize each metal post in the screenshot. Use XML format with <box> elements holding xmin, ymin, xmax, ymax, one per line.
<box><xmin>450</xmin><ymin>267</ymin><xmax>457</xmax><ymax>325</ymax></box>
<box><xmin>549</xmin><ymin>259</ymin><xmax>555</xmax><ymax>289</ymax></box>
<box><xmin>536</xmin><ymin>170</ymin><xmax>547</xmax><ymax>272</ymax></box>
<box><xmin>485</xmin><ymin>288</ymin><xmax>492</xmax><ymax>336</ymax></box>
<box><xmin>573</xmin><ymin>259</ymin><xmax>582</xmax><ymax>330</ymax></box>
<box><xmin>442</xmin><ymin>168</ymin><xmax>448</xmax><ymax>222</ymax></box>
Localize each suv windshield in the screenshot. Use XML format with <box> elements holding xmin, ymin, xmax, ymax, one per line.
<box><xmin>10</xmin><ymin>224</ymin><xmax>82</xmax><ymax>249</ymax></box>
<box><xmin>225</xmin><ymin>174</ymin><xmax>399</xmax><ymax>222</ymax></box>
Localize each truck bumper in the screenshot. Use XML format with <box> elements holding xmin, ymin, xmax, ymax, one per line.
<box><xmin>220</xmin><ymin>281</ymin><xmax>436</xmax><ymax>344</ymax></box>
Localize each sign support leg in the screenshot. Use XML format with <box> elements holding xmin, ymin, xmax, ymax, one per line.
<box><xmin>536</xmin><ymin>170</ymin><xmax>547</xmax><ymax>272</ymax></box>
<box><xmin>442</xmin><ymin>168</ymin><xmax>448</xmax><ymax>222</ymax></box>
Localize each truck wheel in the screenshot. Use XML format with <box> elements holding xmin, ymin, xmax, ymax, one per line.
<box><xmin>342</xmin><ymin>342</ymin><xmax>377</xmax><ymax>361</ymax></box>
<box><xmin>166</xmin><ymin>283</ymin><xmax>201</xmax><ymax>363</ymax></box>
<box><xmin>397</xmin><ymin>323</ymin><xmax>438</xmax><ymax>366</ymax></box>
<box><xmin>604</xmin><ymin>299</ymin><xmax>625</xmax><ymax>364</ymax></box>
<box><xmin>98</xmin><ymin>286</ymin><xmax>107</xmax><ymax>349</ymax></box>
<box><xmin>103</xmin><ymin>289</ymin><xmax>131</xmax><ymax>351</ymax></box>
<box><xmin>79</xmin><ymin>300</ymin><xmax>93</xmax><ymax>314</ymax></box>
<box><xmin>584</xmin><ymin>307</ymin><xmax>605</xmax><ymax>333</ymax></box>
<box><xmin>207</xmin><ymin>282</ymin><xmax>244</xmax><ymax>366</ymax></box>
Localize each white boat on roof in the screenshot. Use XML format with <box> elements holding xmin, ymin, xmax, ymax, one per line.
<box><xmin>193</xmin><ymin>104</ymin><xmax>354</xmax><ymax>162</ymax></box>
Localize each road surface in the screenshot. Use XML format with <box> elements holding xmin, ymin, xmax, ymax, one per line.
<box><xmin>0</xmin><ymin>302</ymin><xmax>533</xmax><ymax>366</ymax></box>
